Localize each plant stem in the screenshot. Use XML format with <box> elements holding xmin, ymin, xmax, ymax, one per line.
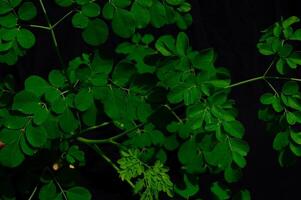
<box><xmin>264</xmin><ymin>79</ymin><xmax>280</xmax><ymax>97</ymax></box>
<box><xmin>38</xmin><ymin>0</ymin><xmax>65</xmax><ymax>67</ymax></box>
<box><xmin>263</xmin><ymin>57</ymin><xmax>276</xmax><ymax>76</ymax></box>
<box><xmin>265</xmin><ymin>76</ymin><xmax>301</xmax><ymax>82</ymax></box>
<box><xmin>80</xmin><ymin>122</ymin><xmax>110</xmax><ymax>134</ymax></box>
<box><xmin>29</xmin><ymin>24</ymin><xmax>50</xmax><ymax>30</ymax></box>
<box><xmin>27</xmin><ymin>186</ymin><xmax>38</xmax><ymax>200</ymax></box>
<box><xmin>164</xmin><ymin>104</ymin><xmax>183</xmax><ymax>123</ymax></box>
<box><xmin>52</xmin><ymin>10</ymin><xmax>74</xmax><ymax>29</ymax></box>
<box><xmin>53</xmin><ymin>177</ymin><xmax>68</xmax><ymax>200</ymax></box>
<box><xmin>225</xmin><ymin>76</ymin><xmax>264</xmax><ymax>89</ymax></box>
<box><xmin>77</xmin><ymin>123</ymin><xmax>145</xmax><ymax>144</ymax></box>
<box><xmin>88</xmin><ymin>144</ymin><xmax>135</xmax><ymax>188</ymax></box>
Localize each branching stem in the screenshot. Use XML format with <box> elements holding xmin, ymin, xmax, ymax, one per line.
<box><xmin>35</xmin><ymin>0</ymin><xmax>65</xmax><ymax>67</ymax></box>
<box><xmin>87</xmin><ymin>144</ymin><xmax>135</xmax><ymax>188</ymax></box>
<box><xmin>77</xmin><ymin>123</ymin><xmax>145</xmax><ymax>144</ymax></box>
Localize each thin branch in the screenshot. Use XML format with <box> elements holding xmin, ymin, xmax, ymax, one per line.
<box><xmin>27</xmin><ymin>186</ymin><xmax>38</xmax><ymax>200</ymax></box>
<box><xmin>80</xmin><ymin>122</ymin><xmax>110</xmax><ymax>134</ymax></box>
<box><xmin>53</xmin><ymin>177</ymin><xmax>68</xmax><ymax>200</ymax></box>
<box><xmin>263</xmin><ymin>57</ymin><xmax>276</xmax><ymax>76</ymax></box>
<box><xmin>29</xmin><ymin>24</ymin><xmax>50</xmax><ymax>30</ymax></box>
<box><xmin>38</xmin><ymin>0</ymin><xmax>65</xmax><ymax>67</ymax></box>
<box><xmin>224</xmin><ymin>76</ymin><xmax>264</xmax><ymax>89</ymax></box>
<box><xmin>265</xmin><ymin>76</ymin><xmax>301</xmax><ymax>82</ymax></box>
<box><xmin>264</xmin><ymin>79</ymin><xmax>280</xmax><ymax>97</ymax></box>
<box><xmin>88</xmin><ymin>144</ymin><xmax>135</xmax><ymax>188</ymax></box>
<box><xmin>52</xmin><ymin>10</ymin><xmax>74</xmax><ymax>29</ymax></box>
<box><xmin>77</xmin><ymin>123</ymin><xmax>145</xmax><ymax>144</ymax></box>
<box><xmin>164</xmin><ymin>104</ymin><xmax>183</xmax><ymax>123</ymax></box>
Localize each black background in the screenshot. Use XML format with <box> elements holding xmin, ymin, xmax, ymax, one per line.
<box><xmin>1</xmin><ymin>0</ymin><xmax>301</xmax><ymax>199</ymax></box>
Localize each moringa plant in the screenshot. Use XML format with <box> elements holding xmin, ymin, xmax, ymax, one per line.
<box><xmin>0</xmin><ymin>0</ymin><xmax>301</xmax><ymax>199</ymax></box>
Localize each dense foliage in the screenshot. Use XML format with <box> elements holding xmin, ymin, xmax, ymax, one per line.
<box><xmin>1</xmin><ymin>0</ymin><xmax>301</xmax><ymax>199</ymax></box>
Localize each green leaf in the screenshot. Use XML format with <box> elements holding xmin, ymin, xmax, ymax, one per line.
<box><xmin>155</xmin><ymin>35</ymin><xmax>176</xmax><ymax>56</ymax></box>
<box><xmin>257</xmin><ymin>42</ymin><xmax>274</xmax><ymax>55</ymax></box>
<box><xmin>66</xmin><ymin>187</ymin><xmax>91</xmax><ymax>200</ymax></box>
<box><xmin>25</xmin><ymin>124</ymin><xmax>47</xmax><ymax>148</ymax></box>
<box><xmin>260</xmin><ymin>93</ymin><xmax>276</xmax><ymax>104</ymax></box>
<box><xmin>55</xmin><ymin>0</ymin><xmax>73</xmax><ymax>7</ymax></box>
<box><xmin>102</xmin><ymin>2</ymin><xmax>115</xmax><ymax>20</ymax></box>
<box><xmin>67</xmin><ymin>145</ymin><xmax>85</xmax><ymax>164</ymax></box>
<box><xmin>204</xmin><ymin>142</ymin><xmax>232</xmax><ymax>169</ymax></box>
<box><xmin>12</xmin><ymin>90</ymin><xmax>40</xmax><ymax>114</ymax></box>
<box><xmin>230</xmin><ymin>138</ymin><xmax>250</xmax><ymax>156</ymax></box>
<box><xmin>44</xmin><ymin>86</ymin><xmax>60</xmax><ymax>103</ymax></box>
<box><xmin>286</xmin><ymin>111</ymin><xmax>297</xmax><ymax>125</ymax></box>
<box><xmin>0</xmin><ymin>129</ymin><xmax>20</xmax><ymax>145</ymax></box>
<box><xmin>82</xmin><ymin>104</ymin><xmax>97</xmax><ymax>127</ymax></box>
<box><xmin>291</xmin><ymin>29</ymin><xmax>301</xmax><ymax>41</ymax></box>
<box><xmin>282</xmin><ymin>81</ymin><xmax>299</xmax><ymax>95</ymax></box>
<box><xmin>112</xmin><ymin>9</ymin><xmax>136</xmax><ymax>38</ymax></box>
<box><xmin>25</xmin><ymin>76</ymin><xmax>50</xmax><ymax>97</ymax></box>
<box><xmin>176</xmin><ymin>32</ymin><xmax>189</xmax><ymax>56</ymax></box>
<box><xmin>175</xmin><ymin>175</ymin><xmax>199</xmax><ymax>198</ymax></box>
<box><xmin>178</xmin><ymin>139</ymin><xmax>198</xmax><ymax>165</ymax></box>
<box><xmin>273</xmin><ymin>132</ymin><xmax>289</xmax><ymax>151</ymax></box>
<box><xmin>131</xmin><ymin>2</ymin><xmax>151</xmax><ymax>29</ymax></box>
<box><xmin>210</xmin><ymin>182</ymin><xmax>230</xmax><ymax>200</ymax></box>
<box><xmin>82</xmin><ymin>3</ymin><xmax>101</xmax><ymax>17</ymax></box>
<box><xmin>75</xmin><ymin>0</ymin><xmax>89</xmax><ymax>5</ymax></box>
<box><xmin>39</xmin><ymin>181</ymin><xmax>58</xmax><ymax>200</ymax></box>
<box><xmin>223</xmin><ymin>120</ymin><xmax>245</xmax><ymax>139</ymax></box>
<box><xmin>282</xmin><ymin>16</ymin><xmax>300</xmax><ymax>28</ymax></box>
<box><xmin>112</xmin><ymin>61</ymin><xmax>136</xmax><ymax>86</ymax></box>
<box><xmin>18</xmin><ymin>2</ymin><xmax>37</xmax><ymax>21</ymax></box>
<box><xmin>166</xmin><ymin>0</ymin><xmax>184</xmax><ymax>6</ymax></box>
<box><xmin>59</xmin><ymin>109</ymin><xmax>79</xmax><ymax>133</ymax></box>
<box><xmin>0</xmin><ymin>141</ymin><xmax>25</xmax><ymax>167</ymax></box>
<box><xmin>290</xmin><ymin>130</ymin><xmax>301</xmax><ymax>145</ymax></box>
<box><xmin>91</xmin><ymin>51</ymin><xmax>113</xmax><ymax>74</ymax></box>
<box><xmin>0</xmin><ymin>13</ymin><xmax>17</xmax><ymax>28</ymax></box>
<box><xmin>72</xmin><ymin>13</ymin><xmax>89</xmax><ymax>29</ymax></box>
<box><xmin>74</xmin><ymin>89</ymin><xmax>94</xmax><ymax>111</ymax></box>
<box><xmin>288</xmin><ymin>52</ymin><xmax>301</xmax><ymax>65</ymax></box>
<box><xmin>16</xmin><ymin>28</ymin><xmax>36</xmax><ymax>49</ymax></box>
<box><xmin>48</xmin><ymin>70</ymin><xmax>66</xmax><ymax>88</ymax></box>
<box><xmin>0</xmin><ymin>1</ymin><xmax>12</xmax><ymax>15</ymax></box>
<box><xmin>278</xmin><ymin>44</ymin><xmax>293</xmax><ymax>58</ymax></box>
<box><xmin>178</xmin><ymin>2</ymin><xmax>191</xmax><ymax>12</ymax></box>
<box><xmin>82</xmin><ymin>19</ymin><xmax>108</xmax><ymax>46</ymax></box>
<box><xmin>3</xmin><ymin>115</ymin><xmax>27</xmax><ymax>129</ymax></box>
<box><xmin>276</xmin><ymin>58</ymin><xmax>286</xmax><ymax>75</ymax></box>
<box><xmin>150</xmin><ymin>1</ymin><xmax>167</xmax><ymax>28</ymax></box>
<box><xmin>20</xmin><ymin>135</ymin><xmax>36</xmax><ymax>156</ymax></box>
<box><xmin>289</xmin><ymin>142</ymin><xmax>301</xmax><ymax>157</ymax></box>
<box><xmin>224</xmin><ymin>165</ymin><xmax>242</xmax><ymax>183</ymax></box>
<box><xmin>136</xmin><ymin>0</ymin><xmax>152</xmax><ymax>7</ymax></box>
<box><xmin>112</xmin><ymin>0</ymin><xmax>131</xmax><ymax>8</ymax></box>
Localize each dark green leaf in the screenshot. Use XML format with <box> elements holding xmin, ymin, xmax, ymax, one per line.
<box><xmin>66</xmin><ymin>187</ymin><xmax>91</xmax><ymax>200</ymax></box>
<box><xmin>25</xmin><ymin>124</ymin><xmax>47</xmax><ymax>148</ymax></box>
<box><xmin>74</xmin><ymin>89</ymin><xmax>94</xmax><ymax>111</ymax></box>
<box><xmin>72</xmin><ymin>13</ymin><xmax>89</xmax><ymax>29</ymax></box>
<box><xmin>82</xmin><ymin>19</ymin><xmax>108</xmax><ymax>46</ymax></box>
<box><xmin>18</xmin><ymin>2</ymin><xmax>37</xmax><ymax>21</ymax></box>
<box><xmin>273</xmin><ymin>132</ymin><xmax>289</xmax><ymax>151</ymax></box>
<box><xmin>112</xmin><ymin>9</ymin><xmax>136</xmax><ymax>38</ymax></box>
<box><xmin>82</xmin><ymin>3</ymin><xmax>101</xmax><ymax>17</ymax></box>
<box><xmin>25</xmin><ymin>76</ymin><xmax>50</xmax><ymax>97</ymax></box>
<box><xmin>176</xmin><ymin>32</ymin><xmax>189</xmax><ymax>56</ymax></box>
<box><xmin>16</xmin><ymin>28</ymin><xmax>36</xmax><ymax>49</ymax></box>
